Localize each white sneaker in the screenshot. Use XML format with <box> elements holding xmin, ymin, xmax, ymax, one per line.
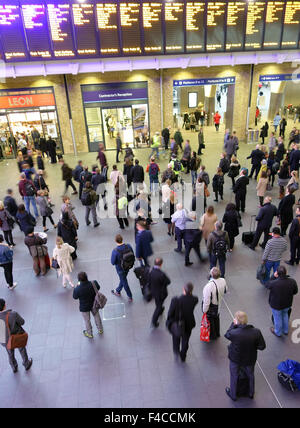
<box><xmin>9</xmin><ymin>283</ymin><xmax>17</xmax><ymax>290</ymax></box>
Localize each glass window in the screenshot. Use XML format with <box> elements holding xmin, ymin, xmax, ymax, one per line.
<box><xmin>85</xmin><ymin>107</ymin><xmax>103</xmax><ymax>151</ymax></box>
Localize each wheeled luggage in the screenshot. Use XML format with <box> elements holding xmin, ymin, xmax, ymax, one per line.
<box><xmin>133</xmin><ymin>266</ymin><xmax>152</xmax><ymax>302</ymax></box>
<box><xmin>242</xmin><ymin>215</ymin><xmax>256</xmax><ymax>245</ymax></box>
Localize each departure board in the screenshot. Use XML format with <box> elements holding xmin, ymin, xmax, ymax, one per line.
<box><xmin>72</xmin><ymin>3</ymin><xmax>97</xmax><ymax>56</ymax></box>
<box><xmin>22</xmin><ymin>3</ymin><xmax>52</xmax><ymax>59</ymax></box>
<box><xmin>0</xmin><ymin>3</ymin><xmax>27</xmax><ymax>61</ymax></box>
<box><xmin>206</xmin><ymin>2</ymin><xmax>226</xmax><ymax>51</ymax></box>
<box><xmin>0</xmin><ymin>1</ymin><xmax>299</xmax><ymax>63</ymax></box>
<box><xmin>186</xmin><ymin>2</ymin><xmax>205</xmax><ymax>52</ymax></box>
<box><xmin>264</xmin><ymin>1</ymin><xmax>285</xmax><ymax>49</ymax></box>
<box><xmin>96</xmin><ymin>3</ymin><xmax>120</xmax><ymax>55</ymax></box>
<box><xmin>165</xmin><ymin>2</ymin><xmax>184</xmax><ymax>53</ymax></box>
<box><xmin>143</xmin><ymin>2</ymin><xmax>163</xmax><ymax>53</ymax></box>
<box><xmin>47</xmin><ymin>3</ymin><xmax>75</xmax><ymax>57</ymax></box>
<box><xmin>245</xmin><ymin>1</ymin><xmax>266</xmax><ymax>50</ymax></box>
<box><xmin>120</xmin><ymin>2</ymin><xmax>142</xmax><ymax>54</ymax></box>
<box><xmin>226</xmin><ymin>1</ymin><xmax>246</xmax><ymax>51</ymax></box>
<box><xmin>282</xmin><ymin>1</ymin><xmax>300</xmax><ymax>48</ymax></box>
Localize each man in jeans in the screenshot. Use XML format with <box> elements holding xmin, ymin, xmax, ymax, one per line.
<box><xmin>18</xmin><ymin>173</ymin><xmax>39</xmax><ymax>218</ymax></box>
<box><xmin>207</xmin><ymin>221</ymin><xmax>230</xmax><ymax>278</ymax></box>
<box><xmin>111</xmin><ymin>234</ymin><xmax>134</xmax><ymax>302</ymax></box>
<box><xmin>73</xmin><ymin>271</ymin><xmax>103</xmax><ymax>338</ymax></box>
<box><xmin>0</xmin><ymin>298</ymin><xmax>33</xmax><ymax>373</ymax></box>
<box><xmin>0</xmin><ymin>235</ymin><xmax>17</xmax><ymax>290</ymax></box>
<box><xmin>265</xmin><ymin>265</ymin><xmax>298</xmax><ymax>337</ymax></box>
<box><xmin>261</xmin><ymin>227</ymin><xmax>288</xmax><ymax>284</ymax></box>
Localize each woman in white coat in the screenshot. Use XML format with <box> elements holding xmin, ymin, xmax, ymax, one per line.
<box><xmin>52</xmin><ymin>237</ymin><xmax>75</xmax><ymax>288</ymax></box>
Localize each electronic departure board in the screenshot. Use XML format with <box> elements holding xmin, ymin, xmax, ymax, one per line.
<box><xmin>186</xmin><ymin>2</ymin><xmax>205</xmax><ymax>52</ymax></box>
<box><xmin>165</xmin><ymin>2</ymin><xmax>184</xmax><ymax>53</ymax></box>
<box><xmin>245</xmin><ymin>1</ymin><xmax>266</xmax><ymax>50</ymax></box>
<box><xmin>47</xmin><ymin>3</ymin><xmax>75</xmax><ymax>57</ymax></box>
<box><xmin>143</xmin><ymin>2</ymin><xmax>163</xmax><ymax>53</ymax></box>
<box><xmin>96</xmin><ymin>3</ymin><xmax>120</xmax><ymax>55</ymax></box>
<box><xmin>226</xmin><ymin>1</ymin><xmax>246</xmax><ymax>51</ymax></box>
<box><xmin>72</xmin><ymin>2</ymin><xmax>97</xmax><ymax>56</ymax></box>
<box><xmin>0</xmin><ymin>3</ymin><xmax>27</xmax><ymax>61</ymax></box>
<box><xmin>264</xmin><ymin>1</ymin><xmax>285</xmax><ymax>49</ymax></box>
<box><xmin>0</xmin><ymin>0</ymin><xmax>299</xmax><ymax>63</ymax></box>
<box><xmin>282</xmin><ymin>1</ymin><xmax>300</xmax><ymax>48</ymax></box>
<box><xmin>120</xmin><ymin>2</ymin><xmax>141</xmax><ymax>54</ymax></box>
<box><xmin>206</xmin><ymin>2</ymin><xmax>226</xmax><ymax>51</ymax></box>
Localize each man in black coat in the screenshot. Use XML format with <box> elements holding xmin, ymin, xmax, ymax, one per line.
<box><xmin>149</xmin><ymin>258</ymin><xmax>171</xmax><ymax>328</ymax></box>
<box><xmin>265</xmin><ymin>266</ymin><xmax>298</xmax><ymax>337</ymax></box>
<box><xmin>249</xmin><ymin>196</ymin><xmax>278</xmax><ymax>250</ymax></box>
<box><xmin>289</xmin><ymin>143</ymin><xmax>300</xmax><ymax>173</ymax></box>
<box><xmin>73</xmin><ymin>271</ymin><xmax>103</xmax><ymax>338</ymax></box>
<box><xmin>247</xmin><ymin>145</ymin><xmax>264</xmax><ymax>179</ymax></box>
<box><xmin>233</xmin><ymin>169</ymin><xmax>249</xmax><ymax>213</ymax></box>
<box><xmin>286</xmin><ymin>206</ymin><xmax>300</xmax><ymax>265</ymax></box>
<box><xmin>161</xmin><ymin>127</ymin><xmax>170</xmax><ymax>150</ymax></box>
<box><xmin>224</xmin><ymin>311</ymin><xmax>266</xmax><ymax>401</ymax></box>
<box><xmin>184</xmin><ymin>213</ymin><xmax>204</xmax><ymax>266</ymax></box>
<box><xmin>131</xmin><ymin>159</ymin><xmax>145</xmax><ymax>194</ymax></box>
<box><xmin>166</xmin><ymin>283</ymin><xmax>198</xmax><ymax>362</ymax></box>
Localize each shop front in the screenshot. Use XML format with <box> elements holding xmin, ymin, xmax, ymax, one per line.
<box><xmin>0</xmin><ymin>87</ymin><xmax>63</xmax><ymax>158</ymax></box>
<box><xmin>173</xmin><ymin>77</ymin><xmax>236</xmax><ymax>132</ymax></box>
<box><xmin>81</xmin><ymin>81</ymin><xmax>149</xmax><ymax>152</ymax></box>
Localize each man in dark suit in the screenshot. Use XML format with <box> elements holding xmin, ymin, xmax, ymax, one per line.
<box><xmin>247</xmin><ymin>145</ymin><xmax>264</xmax><ymax>179</ymax></box>
<box><xmin>224</xmin><ymin>311</ymin><xmax>266</xmax><ymax>401</ymax></box>
<box><xmin>249</xmin><ymin>196</ymin><xmax>278</xmax><ymax>250</ymax></box>
<box><xmin>286</xmin><ymin>206</ymin><xmax>300</xmax><ymax>265</ymax></box>
<box><xmin>233</xmin><ymin>169</ymin><xmax>249</xmax><ymax>213</ymax></box>
<box><xmin>166</xmin><ymin>282</ymin><xmax>198</xmax><ymax>362</ymax></box>
<box><xmin>149</xmin><ymin>258</ymin><xmax>171</xmax><ymax>328</ymax></box>
<box><xmin>289</xmin><ymin>143</ymin><xmax>300</xmax><ymax>173</ymax></box>
<box><xmin>184</xmin><ymin>213</ymin><xmax>204</xmax><ymax>266</ymax></box>
<box><xmin>131</xmin><ymin>159</ymin><xmax>145</xmax><ymax>194</ymax></box>
<box><xmin>136</xmin><ymin>220</ymin><xmax>153</xmax><ymax>267</ymax></box>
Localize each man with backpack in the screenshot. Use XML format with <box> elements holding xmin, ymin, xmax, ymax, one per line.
<box><xmin>111</xmin><ymin>234</ymin><xmax>135</xmax><ymax>302</ymax></box>
<box><xmin>146</xmin><ymin>157</ymin><xmax>160</xmax><ymax>194</ymax></box>
<box><xmin>81</xmin><ymin>182</ymin><xmax>99</xmax><ymax>228</ymax></box>
<box><xmin>207</xmin><ymin>221</ymin><xmax>230</xmax><ymax>278</ymax></box>
<box><xmin>18</xmin><ymin>173</ymin><xmax>39</xmax><ymax>218</ymax></box>
<box><xmin>170</xmin><ymin>153</ymin><xmax>184</xmax><ymax>182</ymax></box>
<box><xmin>79</xmin><ymin>167</ymin><xmax>93</xmax><ymax>200</ymax></box>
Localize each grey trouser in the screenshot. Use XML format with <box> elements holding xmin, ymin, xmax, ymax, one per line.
<box><xmin>85</xmin><ymin>204</ymin><xmax>98</xmax><ymax>225</ymax></box>
<box><xmin>4</xmin><ymin>346</ymin><xmax>30</xmax><ymax>371</ymax></box>
<box><xmin>82</xmin><ymin>311</ymin><xmax>103</xmax><ymax>335</ymax></box>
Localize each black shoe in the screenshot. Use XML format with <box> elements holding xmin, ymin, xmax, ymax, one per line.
<box><xmin>86</xmin><ymin>221</ymin><xmax>91</xmax><ymax>226</ymax></box>
<box><xmin>25</xmin><ymin>358</ymin><xmax>33</xmax><ymax>371</ymax></box>
<box><xmin>213</xmin><ymin>199</ymin><xmax>218</xmax><ymax>202</ymax></box>
<box><xmin>225</xmin><ymin>387</ymin><xmax>237</xmax><ymax>401</ymax></box>
<box><xmin>104</xmin><ymin>204</ymin><xmax>108</xmax><ymax>211</ymax></box>
<box><xmin>180</xmin><ymin>354</ymin><xmax>186</xmax><ymax>363</ymax></box>
<box><xmin>12</xmin><ymin>366</ymin><xmax>18</xmax><ymax>373</ymax></box>
<box><xmin>285</xmin><ymin>260</ymin><xmax>294</xmax><ymax>266</ymax></box>
<box><xmin>259</xmin><ymin>243</ymin><xmax>265</xmax><ymax>249</ymax></box>
<box><xmin>248</xmin><ymin>394</ymin><xmax>254</xmax><ymax>399</ymax></box>
<box><xmin>94</xmin><ymin>223</ymin><xmax>100</xmax><ymax>228</ymax></box>
<box><xmin>150</xmin><ymin>322</ymin><xmax>159</xmax><ymax>329</ymax></box>
<box><xmin>248</xmin><ymin>245</ymin><xmax>255</xmax><ymax>251</ymax></box>
<box><xmin>296</xmin><ymin>260</ymin><xmax>299</xmax><ymax>265</ymax></box>
<box><xmin>174</xmin><ymin>248</ymin><xmax>181</xmax><ymax>253</ymax></box>
<box><xmin>185</xmin><ymin>262</ymin><xmax>193</xmax><ymax>266</ymax></box>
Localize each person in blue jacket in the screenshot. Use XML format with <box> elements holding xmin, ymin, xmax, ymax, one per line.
<box><xmin>111</xmin><ymin>234</ymin><xmax>134</xmax><ymax>302</ymax></box>
<box><xmin>135</xmin><ymin>220</ymin><xmax>154</xmax><ymax>267</ymax></box>
<box><xmin>0</xmin><ymin>234</ymin><xmax>17</xmax><ymax>290</ymax></box>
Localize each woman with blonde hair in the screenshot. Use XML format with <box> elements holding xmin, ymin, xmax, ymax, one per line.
<box><xmin>286</xmin><ymin>170</ymin><xmax>299</xmax><ymax>194</ymax></box>
<box><xmin>200</xmin><ymin>205</ymin><xmax>218</xmax><ymax>243</ymax></box>
<box><xmin>52</xmin><ymin>236</ymin><xmax>75</xmax><ymax>288</ymax></box>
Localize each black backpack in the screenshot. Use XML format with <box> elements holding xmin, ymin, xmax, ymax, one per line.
<box><xmin>81</xmin><ymin>190</ymin><xmax>92</xmax><ymax>206</ymax></box>
<box><xmin>25</xmin><ymin>181</ymin><xmax>35</xmax><ymax>197</ymax></box>
<box><xmin>173</xmin><ymin>159</ymin><xmax>182</xmax><ymax>172</ymax></box>
<box><xmin>212</xmin><ymin>232</ymin><xmax>228</xmax><ymax>257</ymax></box>
<box><xmin>117</xmin><ymin>245</ymin><xmax>135</xmax><ymax>272</ymax></box>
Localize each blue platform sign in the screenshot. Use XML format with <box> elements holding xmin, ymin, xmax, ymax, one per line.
<box><xmin>259</xmin><ymin>74</ymin><xmax>300</xmax><ymax>82</ymax></box>
<box><xmin>173</xmin><ymin>77</ymin><xmax>236</xmax><ymax>87</ymax></box>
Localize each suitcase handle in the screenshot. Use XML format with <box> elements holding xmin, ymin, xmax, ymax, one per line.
<box><xmin>250</xmin><ymin>215</ymin><xmax>256</xmax><ymax>232</ymax></box>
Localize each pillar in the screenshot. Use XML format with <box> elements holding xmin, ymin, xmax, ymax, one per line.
<box><xmin>204</xmin><ymin>85</ymin><xmax>216</xmax><ymax>125</ymax></box>
<box><xmin>225</xmin><ymin>84</ymin><xmax>235</xmax><ymax>131</ymax></box>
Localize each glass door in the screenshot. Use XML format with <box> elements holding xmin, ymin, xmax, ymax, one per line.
<box><xmin>85</xmin><ymin>107</ymin><xmax>104</xmax><ymax>152</ymax></box>
<box><xmin>0</xmin><ymin>114</ymin><xmax>14</xmax><ymax>159</ymax></box>
<box><xmin>102</xmin><ymin>107</ymin><xmax>134</xmax><ymax>149</ymax></box>
<box><xmin>117</xmin><ymin>107</ymin><xmax>133</xmax><ymax>146</ymax></box>
<box><xmin>40</xmin><ymin>107</ymin><xmax>63</xmax><ymax>154</ymax></box>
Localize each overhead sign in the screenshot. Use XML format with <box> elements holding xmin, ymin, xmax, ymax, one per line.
<box><xmin>82</xmin><ymin>87</ymin><xmax>148</xmax><ymax>103</ymax></box>
<box><xmin>0</xmin><ymin>93</ymin><xmax>55</xmax><ymax>109</ymax></box>
<box><xmin>173</xmin><ymin>77</ymin><xmax>236</xmax><ymax>87</ymax></box>
<box><xmin>259</xmin><ymin>74</ymin><xmax>300</xmax><ymax>82</ymax></box>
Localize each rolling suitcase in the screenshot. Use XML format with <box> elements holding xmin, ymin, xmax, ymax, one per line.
<box><xmin>133</xmin><ymin>266</ymin><xmax>152</xmax><ymax>302</ymax></box>
<box><xmin>242</xmin><ymin>215</ymin><xmax>256</xmax><ymax>245</ymax></box>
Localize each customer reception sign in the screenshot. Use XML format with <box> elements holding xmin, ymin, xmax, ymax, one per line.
<box><xmin>82</xmin><ymin>88</ymin><xmax>148</xmax><ymax>103</ymax></box>
<box><xmin>173</xmin><ymin>77</ymin><xmax>236</xmax><ymax>87</ymax></box>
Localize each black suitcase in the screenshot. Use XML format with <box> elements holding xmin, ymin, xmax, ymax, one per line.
<box><xmin>133</xmin><ymin>266</ymin><xmax>152</xmax><ymax>302</ymax></box>
<box><xmin>236</xmin><ymin>368</ymin><xmax>250</xmax><ymax>397</ymax></box>
<box><xmin>242</xmin><ymin>215</ymin><xmax>256</xmax><ymax>245</ymax></box>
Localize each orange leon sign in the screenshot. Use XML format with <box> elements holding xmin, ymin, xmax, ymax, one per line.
<box><xmin>0</xmin><ymin>93</ymin><xmax>55</xmax><ymax>109</ymax></box>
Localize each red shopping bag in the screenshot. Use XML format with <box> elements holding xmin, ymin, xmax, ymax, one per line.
<box><xmin>200</xmin><ymin>313</ymin><xmax>210</xmax><ymax>342</ymax></box>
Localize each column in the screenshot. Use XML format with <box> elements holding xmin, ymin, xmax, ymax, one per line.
<box><xmin>225</xmin><ymin>84</ymin><xmax>235</xmax><ymax>131</ymax></box>
<box><xmin>204</xmin><ymin>85</ymin><xmax>216</xmax><ymax>125</ymax></box>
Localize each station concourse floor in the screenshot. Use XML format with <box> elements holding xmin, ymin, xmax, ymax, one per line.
<box><xmin>0</xmin><ymin>123</ymin><xmax>299</xmax><ymax>409</ymax></box>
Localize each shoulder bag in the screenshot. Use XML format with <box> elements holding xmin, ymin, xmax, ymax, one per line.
<box><xmin>200</xmin><ymin>313</ymin><xmax>210</xmax><ymax>342</ymax></box>
<box><xmin>206</xmin><ymin>280</ymin><xmax>219</xmax><ymax>318</ymax></box>
<box><xmin>91</xmin><ymin>281</ymin><xmax>107</xmax><ymax>315</ymax></box>
<box><xmin>5</xmin><ymin>313</ymin><xmax>28</xmax><ymax>350</ymax></box>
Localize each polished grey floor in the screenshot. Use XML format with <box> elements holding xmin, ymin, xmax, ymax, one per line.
<box><xmin>0</xmin><ymin>124</ymin><xmax>299</xmax><ymax>408</ymax></box>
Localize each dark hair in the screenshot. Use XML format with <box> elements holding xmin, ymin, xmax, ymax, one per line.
<box><xmin>272</xmin><ymin>227</ymin><xmax>281</xmax><ymax>235</ymax></box>
<box><xmin>85</xmin><ymin>181</ymin><xmax>91</xmax><ymax>189</ymax></box>
<box><xmin>226</xmin><ymin>203</ymin><xmax>236</xmax><ymax>212</ymax></box>
<box><xmin>0</xmin><ymin>298</ymin><xmax>5</xmax><ymax>311</ymax></box>
<box><xmin>135</xmin><ymin>159</ymin><xmax>139</xmax><ymax>165</ymax></box>
<box><xmin>277</xmin><ymin>265</ymin><xmax>287</xmax><ymax>277</ymax></box>
<box><xmin>77</xmin><ymin>272</ymin><xmax>88</xmax><ymax>282</ymax></box>
<box><xmin>62</xmin><ymin>211</ymin><xmax>70</xmax><ymax>222</ymax></box>
<box><xmin>154</xmin><ymin>258</ymin><xmax>163</xmax><ymax>267</ymax></box>
<box><xmin>18</xmin><ymin>204</ymin><xmax>25</xmax><ymax>212</ymax></box>
<box><xmin>287</xmin><ymin>185</ymin><xmax>295</xmax><ymax>194</ymax></box>
<box><xmin>0</xmin><ymin>234</ymin><xmax>3</xmax><ymax>243</ymax></box>
<box><xmin>115</xmin><ymin>234</ymin><xmax>123</xmax><ymax>244</ymax></box>
<box><xmin>261</xmin><ymin>171</ymin><xmax>268</xmax><ymax>179</ymax></box>
<box><xmin>7</xmin><ymin>189</ymin><xmax>13</xmax><ymax>195</ymax></box>
<box><xmin>268</xmin><ymin>151</ymin><xmax>275</xmax><ymax>160</ymax></box>
<box><xmin>184</xmin><ymin>282</ymin><xmax>194</xmax><ymax>295</ymax></box>
<box><xmin>26</xmin><ymin>227</ymin><xmax>34</xmax><ymax>235</ymax></box>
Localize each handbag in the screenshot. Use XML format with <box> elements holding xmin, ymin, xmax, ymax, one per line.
<box><xmin>5</xmin><ymin>313</ymin><xmax>28</xmax><ymax>350</ymax></box>
<box><xmin>207</xmin><ymin>280</ymin><xmax>219</xmax><ymax>318</ymax></box>
<box><xmin>200</xmin><ymin>313</ymin><xmax>210</xmax><ymax>342</ymax></box>
<box><xmin>45</xmin><ymin>206</ymin><xmax>53</xmax><ymax>217</ymax></box>
<box><xmin>91</xmin><ymin>281</ymin><xmax>107</xmax><ymax>315</ymax></box>
<box><xmin>204</xmin><ymin>187</ymin><xmax>210</xmax><ymax>198</ymax></box>
<box><xmin>256</xmin><ymin>263</ymin><xmax>267</xmax><ymax>284</ymax></box>
<box><xmin>171</xmin><ymin>297</ymin><xmax>185</xmax><ymax>338</ymax></box>
<box><xmin>277</xmin><ymin>371</ymin><xmax>297</xmax><ymax>392</ymax></box>
<box><xmin>51</xmin><ymin>259</ymin><xmax>59</xmax><ymax>269</ymax></box>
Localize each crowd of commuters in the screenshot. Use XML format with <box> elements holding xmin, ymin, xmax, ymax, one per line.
<box><xmin>0</xmin><ymin>121</ymin><xmax>299</xmax><ymax>404</ymax></box>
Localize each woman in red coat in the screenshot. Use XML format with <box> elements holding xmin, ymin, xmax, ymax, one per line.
<box><xmin>214</xmin><ymin>111</ymin><xmax>221</xmax><ymax>132</ymax></box>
